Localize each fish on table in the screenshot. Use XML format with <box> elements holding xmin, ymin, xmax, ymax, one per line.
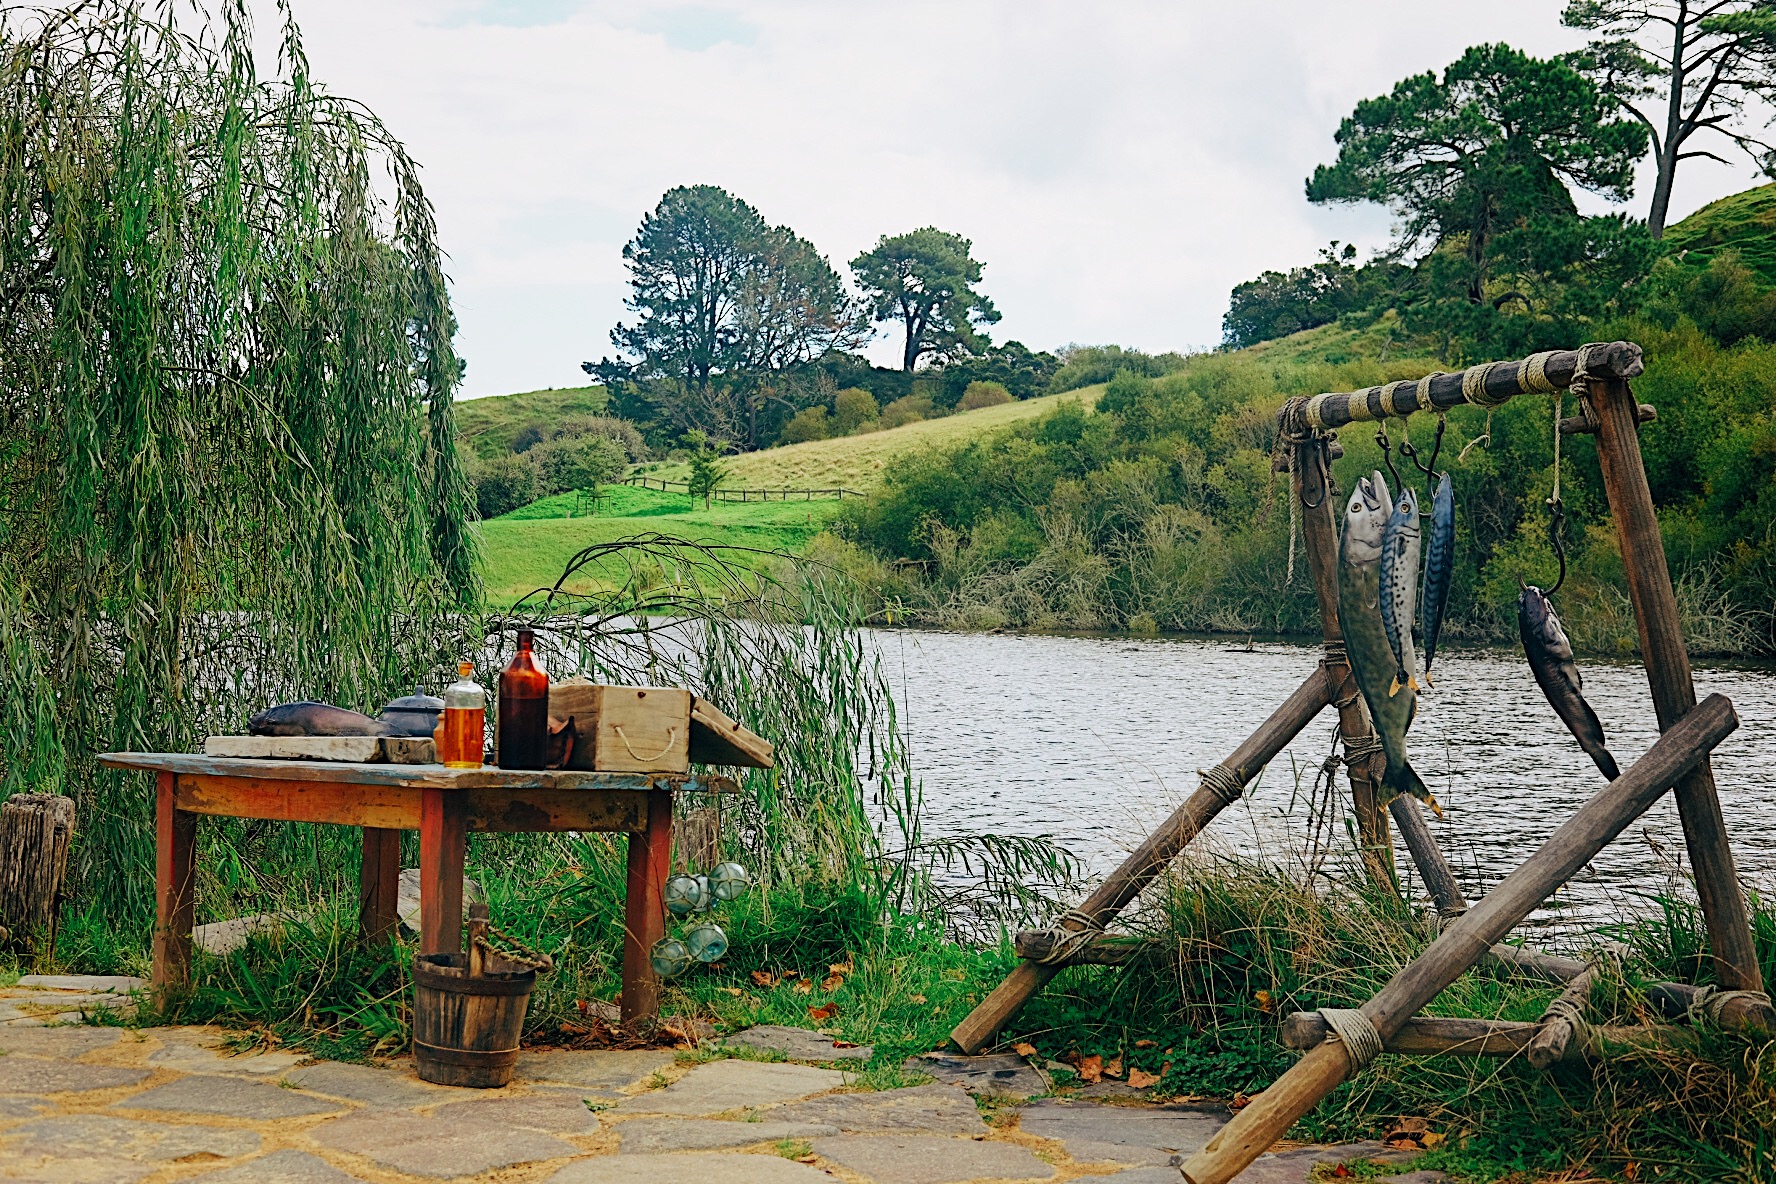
<box><xmin>1380</xmin><ymin>483</ymin><xmax>1422</xmax><ymax>695</ymax></box>
<box><xmin>1419</xmin><ymin>472</ymin><xmax>1455</xmax><ymax>681</ymax></box>
<box><xmin>1519</xmin><ymin>583</ymin><xmax>1621</xmax><ymax>780</ymax></box>
<box><xmin>248</xmin><ymin>702</ymin><xmax>392</xmax><ymax>737</ymax></box>
<box><xmin>1338</xmin><ymin>470</ymin><xmax>1441</xmax><ymax>815</ymax></box>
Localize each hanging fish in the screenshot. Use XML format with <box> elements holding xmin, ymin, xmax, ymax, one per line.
<box><xmin>1519</xmin><ymin>584</ymin><xmax>1620</xmax><ymax>780</ymax></box>
<box><xmin>1339</xmin><ymin>471</ymin><xmax>1441</xmax><ymax>815</ymax></box>
<box><xmin>1379</xmin><ymin>484</ymin><xmax>1422</xmax><ymax>696</ymax></box>
<box><xmin>1419</xmin><ymin>472</ymin><xmax>1456</xmax><ymax>680</ymax></box>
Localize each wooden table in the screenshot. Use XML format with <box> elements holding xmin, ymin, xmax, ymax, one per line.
<box><xmin>98</xmin><ymin>753</ymin><xmax>731</xmax><ymax>1024</ymax></box>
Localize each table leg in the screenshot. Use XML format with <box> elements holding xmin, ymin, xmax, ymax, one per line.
<box><xmin>419</xmin><ymin>788</ymin><xmax>466</xmax><ymax>957</ymax></box>
<box><xmin>359</xmin><ymin>827</ymin><xmax>402</xmax><ymax>945</ymax></box>
<box><xmin>152</xmin><ymin>772</ymin><xmax>196</xmax><ymax>989</ymax></box>
<box><xmin>622</xmin><ymin>787</ymin><xmax>674</xmax><ymax>1025</ymax></box>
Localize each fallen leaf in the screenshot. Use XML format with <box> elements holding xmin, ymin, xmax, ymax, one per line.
<box><xmin>718</xmin><ymin>987</ymin><xmax>744</xmax><ymax>997</ymax></box>
<box><xmin>910</xmin><ymin>995</ymin><xmax>927</xmax><ymax>1004</ymax></box>
<box><xmin>793</xmin><ymin>978</ymin><xmax>813</xmax><ymax>995</ymax></box>
<box><xmin>821</xmin><ymin>974</ymin><xmax>845</xmax><ymax>992</ymax></box>
<box><xmin>833</xmin><ymin>1040</ymin><xmax>860</xmax><ymax>1049</ymax></box>
<box><xmin>1330</xmin><ymin>1166</ymin><xmax>1353</xmax><ymax>1179</ymax></box>
<box><xmin>808</xmin><ymin>1003</ymin><xmax>839</xmax><ymax>1022</ymax></box>
<box><xmin>1127</xmin><ymin>1068</ymin><xmax>1160</xmax><ymax>1089</ymax></box>
<box><xmin>1104</xmin><ymin>1055</ymin><xmax>1124</xmax><ymax>1078</ymax></box>
<box><xmin>1160</xmin><ymin>1061</ymin><xmax>1173</xmax><ymax>1076</ymax></box>
<box><xmin>661</xmin><ymin>1024</ymin><xmax>688</xmax><ymax>1041</ymax></box>
<box><xmin>1012</xmin><ymin>1042</ymin><xmax>1039</xmax><ymax>1058</ymax></box>
<box><xmin>1422</xmin><ymin>1132</ymin><xmax>1446</xmax><ymax>1149</ymax></box>
<box><xmin>829</xmin><ymin>959</ymin><xmax>854</xmax><ymax>976</ymax></box>
<box><xmin>1230</xmin><ymin>1092</ymin><xmax>1250</xmax><ymax>1111</ymax></box>
<box><xmin>796</xmin><ymin>1156</ymin><xmax>818</xmax><ymax>1165</ymax></box>
<box><xmin>1077</xmin><ymin>1054</ymin><xmax>1103</xmax><ymax>1084</ymax></box>
<box><xmin>750</xmin><ymin>971</ymin><xmax>778</xmax><ymax>988</ymax></box>
<box><xmin>1254</xmin><ymin>989</ymin><xmax>1274</xmax><ymax>1013</ymax></box>
<box><xmin>1134</xmin><ymin>1039</ymin><xmax>1157</xmax><ymax>1049</ymax></box>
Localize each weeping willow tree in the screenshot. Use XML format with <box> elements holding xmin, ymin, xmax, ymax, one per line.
<box><xmin>0</xmin><ymin>1</ymin><xmax>478</xmax><ymax>924</ymax></box>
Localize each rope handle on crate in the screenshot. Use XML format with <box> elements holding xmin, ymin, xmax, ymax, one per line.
<box><xmin>613</xmin><ymin>725</ymin><xmax>679</xmax><ymax>764</ymax></box>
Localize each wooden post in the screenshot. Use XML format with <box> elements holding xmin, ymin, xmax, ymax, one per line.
<box><xmin>1589</xmin><ymin>377</ymin><xmax>1771</xmax><ymax>1016</ymax></box>
<box><xmin>153</xmin><ymin>772</ymin><xmax>197</xmax><ymax>989</ymax></box>
<box><xmin>622</xmin><ymin>785</ymin><xmax>674</xmax><ymax>1025</ymax></box>
<box><xmin>1293</xmin><ymin>435</ymin><xmax>1394</xmax><ymax>886</ymax></box>
<box><xmin>1387</xmin><ymin>795</ymin><xmax>1468</xmax><ymax>920</ymax></box>
<box><xmin>359</xmin><ymin>827</ymin><xmax>401</xmax><ymax>945</ymax></box>
<box><xmin>949</xmin><ymin>665</ymin><xmax>1333</xmax><ymax>1053</ymax></box>
<box><xmin>1181</xmin><ymin>693</ymin><xmax>1738</xmax><ymax>1184</ymax></box>
<box><xmin>1525</xmin><ymin>953</ymin><xmax>1610</xmax><ymax>1069</ymax></box>
<box><xmin>1280</xmin><ymin>1012</ymin><xmax>1693</xmax><ymax>1062</ymax></box>
<box><xmin>419</xmin><ymin>787</ymin><xmax>467</xmax><ymax>956</ymax></box>
<box><xmin>0</xmin><ymin>794</ymin><xmax>75</xmax><ymax>954</ymax></box>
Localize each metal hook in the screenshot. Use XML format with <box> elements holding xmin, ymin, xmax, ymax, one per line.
<box><xmin>1374</xmin><ymin>423</ymin><xmax>1403</xmax><ymax>492</ymax></box>
<box><xmin>1546</xmin><ymin>497</ymin><xmax>1568</xmax><ymax>596</ymax></box>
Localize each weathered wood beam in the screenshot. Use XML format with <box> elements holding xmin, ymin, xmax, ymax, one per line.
<box><xmin>948</xmin><ymin>664</ymin><xmax>1335</xmax><ymax>1054</ymax></box>
<box><xmin>1525</xmin><ymin>952</ymin><xmax>1612</xmax><ymax>1068</ymax></box>
<box><xmin>1012</xmin><ymin>930</ymin><xmax>1156</xmax><ymax>967</ymax></box>
<box><xmin>1280</xmin><ymin>1011</ymin><xmax>1694</xmax><ymax>1062</ymax></box>
<box><xmin>1284</xmin><ymin>342</ymin><xmax>1643</xmax><ymax>431</ymax></box>
<box><xmin>1180</xmin><ymin>693</ymin><xmax>1738</xmax><ymax>1184</ymax></box>
<box><xmin>1560</xmin><ymin>403</ymin><xmax>1655</xmax><ymax>435</ymax></box>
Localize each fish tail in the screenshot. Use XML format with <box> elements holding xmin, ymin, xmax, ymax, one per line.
<box><xmin>1594</xmin><ymin>747</ymin><xmax>1621</xmax><ymax>782</ymax></box>
<box><xmin>1386</xmin><ymin>760</ymin><xmax>1442</xmax><ymax>818</ymax></box>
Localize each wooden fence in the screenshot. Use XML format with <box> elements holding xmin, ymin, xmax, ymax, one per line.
<box><xmin>622</xmin><ymin>475</ymin><xmax>863</xmax><ymax>502</ymax></box>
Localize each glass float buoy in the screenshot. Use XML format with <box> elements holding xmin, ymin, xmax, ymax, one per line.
<box><xmin>664</xmin><ymin>873</ymin><xmax>707</xmax><ymax>916</ymax></box>
<box><xmin>709</xmin><ymin>862</ymin><xmax>751</xmax><ymax>901</ymax></box>
<box><xmin>649</xmin><ymin>936</ymin><xmax>695</xmax><ymax>979</ymax></box>
<box><xmin>686</xmin><ymin>922</ymin><xmax>729</xmax><ymax>963</ymax></box>
<box><xmin>692</xmin><ymin>874</ymin><xmax>714</xmax><ymax>911</ymax></box>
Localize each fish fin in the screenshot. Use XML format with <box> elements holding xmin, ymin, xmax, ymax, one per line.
<box><xmin>1407</xmin><ymin>673</ymin><xmax>1421</xmax><ymax>692</ymax></box>
<box><xmin>1388</xmin><ymin>673</ymin><xmax>1404</xmax><ymax>697</ymax></box>
<box><xmin>1422</xmin><ymin>670</ymin><xmax>1435</xmax><ymax>689</ymax></box>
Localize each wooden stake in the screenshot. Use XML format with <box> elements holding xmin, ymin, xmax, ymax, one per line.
<box><xmin>1525</xmin><ymin>953</ymin><xmax>1612</xmax><ymax>1068</ymax></box>
<box><xmin>1589</xmin><ymin>377</ymin><xmax>1771</xmax><ymax>1021</ymax></box>
<box><xmin>948</xmin><ymin>665</ymin><xmax>1334</xmax><ymax>1053</ymax></box>
<box><xmin>1181</xmin><ymin>693</ymin><xmax>1738</xmax><ymax>1184</ymax></box>
<box><xmin>1293</xmin><ymin>436</ymin><xmax>1393</xmax><ymax>886</ymax></box>
<box><xmin>0</xmin><ymin>794</ymin><xmax>75</xmax><ymax>955</ymax></box>
<box><xmin>1387</xmin><ymin>795</ymin><xmax>1467</xmax><ymax>920</ymax></box>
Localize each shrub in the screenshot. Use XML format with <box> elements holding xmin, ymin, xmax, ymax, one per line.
<box><xmin>833</xmin><ymin>387</ymin><xmax>880</xmax><ymax>434</ymax></box>
<box><xmin>509</xmin><ymin>421</ymin><xmax>546</xmax><ymax>453</ymax></box>
<box><xmin>780</xmin><ymin>406</ymin><xmax>831</xmax><ymax>444</ymax></box>
<box><xmin>471</xmin><ymin>453</ymin><xmax>538</xmax><ymax>518</ymax></box>
<box><xmin>958</xmin><ymin>381</ymin><xmax>1012</xmax><ymax>411</ymax></box>
<box><xmin>551</xmin><ymin>414</ymin><xmax>648</xmax><ymax>462</ymax></box>
<box><xmin>880</xmin><ymin>393</ymin><xmax>937</xmax><ymax>428</ymax></box>
<box><xmin>528</xmin><ymin>434</ymin><xmax>627</xmax><ymax>497</ymax></box>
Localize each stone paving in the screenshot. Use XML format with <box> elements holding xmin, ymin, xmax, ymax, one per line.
<box><xmin>0</xmin><ymin>976</ymin><xmax>1444</xmax><ymax>1184</ymax></box>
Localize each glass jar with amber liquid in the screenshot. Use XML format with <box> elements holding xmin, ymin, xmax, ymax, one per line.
<box><xmin>438</xmin><ymin>662</ymin><xmax>485</xmax><ymax>768</ymax></box>
<box><xmin>497</xmin><ymin>629</ymin><xmax>549</xmax><ymax>769</ymax></box>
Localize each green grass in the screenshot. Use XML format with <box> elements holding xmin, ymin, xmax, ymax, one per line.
<box><xmin>454</xmin><ymin>385</ymin><xmax>609</xmax><ymax>459</ymax></box>
<box><xmin>638</xmin><ymin>383</ymin><xmax>1106</xmax><ymax>492</ymax></box>
<box><xmin>475</xmin><ymin>484</ymin><xmax>841</xmax><ymax>605</ymax></box>
<box><xmin>1662</xmin><ymin>182</ymin><xmax>1776</xmax><ymax>284</ymax></box>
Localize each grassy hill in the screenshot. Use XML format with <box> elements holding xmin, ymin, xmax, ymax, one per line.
<box><xmin>1662</xmin><ymin>183</ymin><xmax>1776</xmax><ymax>284</ymax></box>
<box><xmin>454</xmin><ymin>385</ymin><xmax>608</xmax><ymax>460</ymax></box>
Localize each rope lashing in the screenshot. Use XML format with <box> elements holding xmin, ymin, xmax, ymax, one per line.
<box><xmin>1317</xmin><ymin>1007</ymin><xmax>1386</xmax><ymax>1069</ymax></box>
<box><xmin>1538</xmin><ymin>995</ymin><xmax>1589</xmax><ymax>1044</ymax></box>
<box><xmin>1321</xmin><ymin>640</ymin><xmax>1348</xmax><ymax>667</ymax></box>
<box><xmin>1029</xmin><ymin>907</ymin><xmax>1106</xmax><ymax>966</ymax></box>
<box><xmin>1686</xmin><ymin>986</ymin><xmax>1773</xmax><ymax>1027</ymax></box>
<box><xmin>1518</xmin><ymin>351</ymin><xmax>1559</xmax><ymax>395</ymax></box>
<box><xmin>1342</xmin><ymin>733</ymin><xmax>1385</xmax><ymax>763</ymax></box>
<box><xmin>1198</xmin><ymin>763</ymin><xmax>1246</xmax><ymax>806</ymax></box>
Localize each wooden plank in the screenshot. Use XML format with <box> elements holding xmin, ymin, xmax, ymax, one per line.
<box><xmin>1590</xmin><ymin>376</ymin><xmax>1771</xmax><ymax>1015</ymax></box>
<box><xmin>688</xmin><ymin>697</ymin><xmax>775</xmax><ymax>769</ymax></box>
<box><xmin>1012</xmin><ymin>930</ymin><xmax>1156</xmax><ymax>966</ymax></box>
<box><xmin>173</xmin><ymin>774</ymin><xmax>648</xmax><ymax>833</ymax></box>
<box><xmin>359</xmin><ymin>828</ymin><xmax>401</xmax><ymax>944</ymax></box>
<box><xmin>204</xmin><ymin>735</ymin><xmax>437</xmax><ymax>764</ymax></box>
<box><xmin>1279</xmin><ymin>1012</ymin><xmax>1694</xmax><ymax>1062</ymax></box>
<box><xmin>949</xmin><ymin>664</ymin><xmax>1332</xmax><ymax>1054</ymax></box>
<box><xmin>420</xmin><ymin>787</ymin><xmax>466</xmax><ymax>956</ymax></box>
<box><xmin>100</xmin><ymin>751</ymin><xmax>721</xmax><ymax>792</ymax></box>
<box><xmin>153</xmin><ymin>772</ymin><xmax>196</xmax><ymax>990</ymax></box>
<box><xmin>1180</xmin><ymin>692</ymin><xmax>1738</xmax><ymax>1184</ymax></box>
<box><xmin>622</xmin><ymin>785</ymin><xmax>675</xmax><ymax>1025</ymax></box>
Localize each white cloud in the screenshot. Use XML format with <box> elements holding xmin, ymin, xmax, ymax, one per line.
<box><xmin>266</xmin><ymin>0</ymin><xmax>1771</xmax><ymax>397</ymax></box>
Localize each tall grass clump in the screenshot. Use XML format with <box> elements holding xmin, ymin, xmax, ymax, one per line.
<box><xmin>0</xmin><ymin>1</ymin><xmax>476</xmax><ymax>928</ymax></box>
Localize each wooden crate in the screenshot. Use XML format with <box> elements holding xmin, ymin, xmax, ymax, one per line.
<box><xmin>548</xmin><ymin>683</ymin><xmax>774</xmax><ymax>773</ymax></box>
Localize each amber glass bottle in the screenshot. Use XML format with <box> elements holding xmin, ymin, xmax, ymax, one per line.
<box><xmin>439</xmin><ymin>662</ymin><xmax>485</xmax><ymax>768</ymax></box>
<box><xmin>497</xmin><ymin>629</ymin><xmax>549</xmax><ymax>769</ymax></box>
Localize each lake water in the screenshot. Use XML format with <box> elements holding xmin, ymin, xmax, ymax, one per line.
<box><xmin>876</xmin><ymin>629</ymin><xmax>1776</xmax><ymax>941</ymax></box>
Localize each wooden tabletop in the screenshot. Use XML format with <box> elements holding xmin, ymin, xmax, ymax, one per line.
<box><xmin>98</xmin><ymin>752</ymin><xmax>736</xmax><ymax>793</ymax></box>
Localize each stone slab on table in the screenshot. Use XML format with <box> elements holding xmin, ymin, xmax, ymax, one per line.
<box><xmin>548</xmin><ymin>1152</ymin><xmax>835</xmax><ymax>1184</ymax></box>
<box><xmin>1016</xmin><ymin>1098</ymin><xmax>1226</xmax><ymax>1165</ymax></box>
<box><xmin>1</xmin><ymin>1113</ymin><xmax>260</xmax><ymax>1163</ymax></box>
<box><xmin>189</xmin><ymin>1149</ymin><xmax>371</xmax><ymax>1183</ymax></box>
<box><xmin>283</xmin><ymin>1060</ymin><xmax>453</xmax><ymax>1108</ymax></box>
<box><xmin>812</xmin><ymin>1133</ymin><xmax>1056</xmax><ymax>1184</ymax></box>
<box><xmin>619</xmin><ymin>1059</ymin><xmax>846</xmax><ymax>1116</ymax></box>
<box><xmin>903</xmin><ymin>1052</ymin><xmax>1047</xmax><ymax>1099</ymax></box>
<box><xmin>767</xmin><ymin>1084</ymin><xmax>986</xmax><ymax>1136</ymax></box>
<box><xmin>615</xmin><ymin>1116</ymin><xmax>839</xmax><ymax>1153</ymax></box>
<box><xmin>719</xmin><ymin>1025</ymin><xmax>872</xmax><ymax>1062</ymax></box>
<box><xmin>0</xmin><ymin>1057</ymin><xmax>149</xmax><ymax>1095</ymax></box>
<box><xmin>432</xmin><ymin>1093</ymin><xmax>605</xmax><ymax>1134</ymax></box>
<box><xmin>112</xmin><ymin>1074</ymin><xmax>343</xmax><ymax>1120</ymax></box>
<box><xmin>311</xmin><ymin>1108</ymin><xmax>580</xmax><ymax>1178</ymax></box>
<box><xmin>516</xmin><ymin>1048</ymin><xmax>677</xmax><ymax>1093</ymax></box>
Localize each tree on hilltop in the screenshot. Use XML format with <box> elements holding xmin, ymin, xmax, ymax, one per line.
<box><xmin>1307</xmin><ymin>43</ymin><xmax>1647</xmax><ymax>303</ymax></box>
<box><xmin>1564</xmin><ymin>0</ymin><xmax>1776</xmax><ymax>238</ymax></box>
<box><xmin>851</xmin><ymin>228</ymin><xmax>1000</xmax><ymax>371</ymax></box>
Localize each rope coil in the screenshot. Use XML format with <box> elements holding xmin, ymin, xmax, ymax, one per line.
<box><xmin>1686</xmin><ymin>986</ymin><xmax>1771</xmax><ymax>1027</ymax></box>
<box><xmin>1029</xmin><ymin>908</ymin><xmax>1106</xmax><ymax>966</ymax></box>
<box><xmin>1198</xmin><ymin>763</ymin><xmax>1246</xmax><ymax>806</ymax></box>
<box><xmin>1317</xmin><ymin>1007</ymin><xmax>1386</xmax><ymax>1069</ymax></box>
<box><xmin>1518</xmin><ymin>352</ymin><xmax>1558</xmax><ymax>394</ymax></box>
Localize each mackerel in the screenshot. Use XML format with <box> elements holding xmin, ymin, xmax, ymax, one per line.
<box><xmin>1380</xmin><ymin>484</ymin><xmax>1421</xmax><ymax>695</ymax></box>
<box><xmin>1338</xmin><ymin>471</ymin><xmax>1440</xmax><ymax>815</ymax></box>
<box><xmin>1419</xmin><ymin>472</ymin><xmax>1455</xmax><ymax>679</ymax></box>
<box><xmin>1519</xmin><ymin>584</ymin><xmax>1621</xmax><ymax>781</ymax></box>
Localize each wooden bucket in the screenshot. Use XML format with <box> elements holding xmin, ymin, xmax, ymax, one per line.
<box><xmin>412</xmin><ymin>951</ymin><xmax>536</xmax><ymax>1087</ymax></box>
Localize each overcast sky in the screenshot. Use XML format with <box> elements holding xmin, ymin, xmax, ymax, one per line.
<box><xmin>270</xmin><ymin>0</ymin><xmax>1770</xmax><ymax>398</ymax></box>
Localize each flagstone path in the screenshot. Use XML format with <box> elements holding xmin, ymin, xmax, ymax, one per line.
<box><xmin>0</xmin><ymin>977</ymin><xmax>1445</xmax><ymax>1184</ymax></box>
